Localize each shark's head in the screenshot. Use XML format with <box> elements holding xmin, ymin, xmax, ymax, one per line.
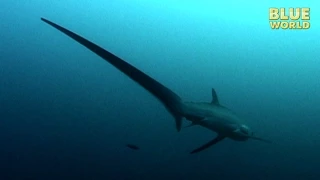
<box><xmin>239</xmin><ymin>124</ymin><xmax>253</xmax><ymax>136</ymax></box>
<box><xmin>230</xmin><ymin>124</ymin><xmax>272</xmax><ymax>143</ymax></box>
<box><xmin>230</xmin><ymin>124</ymin><xmax>253</xmax><ymax>141</ymax></box>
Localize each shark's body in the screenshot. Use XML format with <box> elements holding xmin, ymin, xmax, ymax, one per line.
<box><xmin>40</xmin><ymin>18</ymin><xmax>271</xmax><ymax>154</ymax></box>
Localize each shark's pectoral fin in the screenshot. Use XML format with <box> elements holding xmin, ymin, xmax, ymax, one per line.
<box><xmin>190</xmin><ymin>134</ymin><xmax>226</xmax><ymax>154</ymax></box>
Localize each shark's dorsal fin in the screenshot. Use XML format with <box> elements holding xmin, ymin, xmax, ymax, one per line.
<box><xmin>211</xmin><ymin>88</ymin><xmax>219</xmax><ymax>104</ymax></box>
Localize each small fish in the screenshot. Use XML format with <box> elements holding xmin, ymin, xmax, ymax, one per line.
<box><xmin>126</xmin><ymin>144</ymin><xmax>140</xmax><ymax>150</ymax></box>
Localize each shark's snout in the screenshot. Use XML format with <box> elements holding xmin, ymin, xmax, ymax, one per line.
<box><xmin>236</xmin><ymin>124</ymin><xmax>272</xmax><ymax>144</ymax></box>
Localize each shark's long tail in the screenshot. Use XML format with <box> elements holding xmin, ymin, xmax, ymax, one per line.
<box><xmin>40</xmin><ymin>18</ymin><xmax>184</xmax><ymax>131</ymax></box>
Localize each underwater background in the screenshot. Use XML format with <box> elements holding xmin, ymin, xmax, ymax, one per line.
<box><xmin>1</xmin><ymin>0</ymin><xmax>320</xmax><ymax>179</ymax></box>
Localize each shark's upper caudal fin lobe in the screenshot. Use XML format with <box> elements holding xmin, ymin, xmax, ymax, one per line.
<box><xmin>40</xmin><ymin>18</ymin><xmax>183</xmax><ymax>131</ymax></box>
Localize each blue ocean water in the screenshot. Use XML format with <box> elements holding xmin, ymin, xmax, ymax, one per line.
<box><xmin>1</xmin><ymin>0</ymin><xmax>320</xmax><ymax>179</ymax></box>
